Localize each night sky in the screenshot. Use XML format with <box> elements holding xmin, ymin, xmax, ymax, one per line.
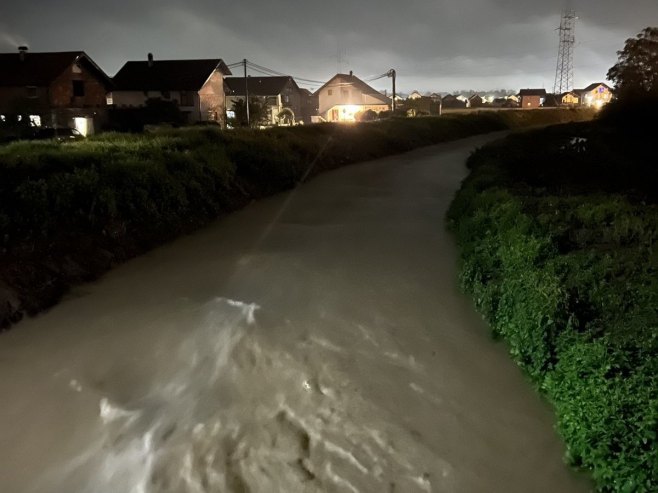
<box><xmin>1</xmin><ymin>0</ymin><xmax>656</xmax><ymax>93</ymax></box>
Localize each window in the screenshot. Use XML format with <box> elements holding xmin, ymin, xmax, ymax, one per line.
<box><xmin>341</xmin><ymin>89</ymin><xmax>349</xmax><ymax>97</ymax></box>
<box><xmin>29</xmin><ymin>115</ymin><xmax>41</xmax><ymax>127</ymax></box>
<box><xmin>328</xmin><ymin>89</ymin><xmax>333</xmax><ymax>96</ymax></box>
<box><xmin>26</xmin><ymin>86</ymin><xmax>38</xmax><ymax>98</ymax></box>
<box><xmin>106</xmin><ymin>93</ymin><xmax>114</xmax><ymax>105</ymax></box>
<box><xmin>72</xmin><ymin>64</ymin><xmax>82</xmax><ymax>74</ymax></box>
<box><xmin>72</xmin><ymin>80</ymin><xmax>85</xmax><ymax>97</ymax></box>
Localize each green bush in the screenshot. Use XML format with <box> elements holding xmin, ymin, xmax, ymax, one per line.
<box><xmin>448</xmin><ymin>120</ymin><xmax>658</xmax><ymax>492</ymax></box>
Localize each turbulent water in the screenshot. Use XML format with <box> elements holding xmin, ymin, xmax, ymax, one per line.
<box><xmin>0</xmin><ymin>134</ymin><xmax>591</xmax><ymax>492</ymax></box>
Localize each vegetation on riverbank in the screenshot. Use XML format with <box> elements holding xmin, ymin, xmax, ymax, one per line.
<box><xmin>447</xmin><ymin>112</ymin><xmax>657</xmax><ymax>491</ymax></box>
<box><xmin>0</xmin><ymin>109</ymin><xmax>593</xmax><ymax>329</ymax></box>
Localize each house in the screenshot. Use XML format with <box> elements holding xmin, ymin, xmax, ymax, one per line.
<box><xmin>456</xmin><ymin>94</ymin><xmax>471</xmax><ymax>107</ymax></box>
<box><xmin>441</xmin><ymin>94</ymin><xmax>467</xmax><ymax>109</ymax></box>
<box><xmin>519</xmin><ymin>89</ymin><xmax>547</xmax><ymax>108</ymax></box>
<box><xmin>429</xmin><ymin>92</ymin><xmax>442</xmax><ymax>102</ymax></box>
<box><xmin>0</xmin><ymin>47</ymin><xmax>112</xmax><ymax>135</ymax></box>
<box><xmin>542</xmin><ymin>93</ymin><xmax>561</xmax><ymax>107</ymax></box>
<box><xmin>468</xmin><ymin>94</ymin><xmax>484</xmax><ymax>108</ymax></box>
<box><xmin>314</xmin><ymin>72</ymin><xmax>391</xmax><ymax>122</ymax></box>
<box><xmin>408</xmin><ymin>90</ymin><xmax>423</xmax><ymax>100</ymax></box>
<box><xmin>299</xmin><ymin>88</ymin><xmax>319</xmax><ymax>125</ymax></box>
<box><xmin>224</xmin><ymin>76</ymin><xmax>307</xmax><ymax>125</ymax></box>
<box><xmin>111</xmin><ymin>54</ymin><xmax>232</xmax><ymax>125</ymax></box>
<box><xmin>574</xmin><ymin>83</ymin><xmax>613</xmax><ymax>108</ymax></box>
<box><xmin>561</xmin><ymin>91</ymin><xmax>580</xmax><ymax>106</ymax></box>
<box><xmin>405</xmin><ymin>96</ymin><xmax>441</xmax><ymax>117</ymax></box>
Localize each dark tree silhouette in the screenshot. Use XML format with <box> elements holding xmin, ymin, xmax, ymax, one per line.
<box><xmin>607</xmin><ymin>27</ymin><xmax>658</xmax><ymax>101</ymax></box>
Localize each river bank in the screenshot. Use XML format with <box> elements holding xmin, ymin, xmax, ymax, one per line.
<box><xmin>448</xmin><ymin>114</ymin><xmax>657</xmax><ymax>491</ymax></box>
<box><xmin>0</xmin><ymin>109</ymin><xmax>593</xmax><ymax>330</ymax></box>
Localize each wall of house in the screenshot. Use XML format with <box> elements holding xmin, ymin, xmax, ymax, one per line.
<box><xmin>521</xmin><ymin>96</ymin><xmax>542</xmax><ymax>108</ymax></box>
<box><xmin>0</xmin><ymin>87</ymin><xmax>50</xmax><ymax>115</ymax></box>
<box><xmin>580</xmin><ymin>86</ymin><xmax>612</xmax><ymax>108</ymax></box>
<box><xmin>318</xmin><ymin>76</ymin><xmax>390</xmax><ymax>119</ymax></box>
<box><xmin>325</xmin><ymin>104</ymin><xmax>389</xmax><ymax>122</ymax></box>
<box><xmin>562</xmin><ymin>93</ymin><xmax>579</xmax><ymax>106</ymax></box>
<box><xmin>199</xmin><ymin>70</ymin><xmax>226</xmax><ymax>125</ymax></box>
<box><xmin>49</xmin><ymin>62</ymin><xmax>107</xmax><ymax>109</ymax></box>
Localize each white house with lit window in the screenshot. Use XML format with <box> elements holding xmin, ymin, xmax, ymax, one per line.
<box><xmin>315</xmin><ymin>72</ymin><xmax>391</xmax><ymax>122</ymax></box>
<box><xmin>575</xmin><ymin>82</ymin><xmax>613</xmax><ymax>109</ymax></box>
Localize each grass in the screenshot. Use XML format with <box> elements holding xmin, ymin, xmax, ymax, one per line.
<box><xmin>0</xmin><ymin>109</ymin><xmax>594</xmax><ymax>328</ymax></box>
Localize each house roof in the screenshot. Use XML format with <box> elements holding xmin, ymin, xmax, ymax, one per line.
<box><xmin>0</xmin><ymin>51</ymin><xmax>111</xmax><ymax>87</ymax></box>
<box><xmin>519</xmin><ymin>88</ymin><xmax>547</xmax><ymax>97</ymax></box>
<box><xmin>313</xmin><ymin>73</ymin><xmax>390</xmax><ymax>104</ymax></box>
<box><xmin>113</xmin><ymin>59</ymin><xmax>232</xmax><ymax>91</ymax></box>
<box><xmin>224</xmin><ymin>76</ymin><xmax>298</xmax><ymax>96</ymax></box>
<box><xmin>575</xmin><ymin>82</ymin><xmax>611</xmax><ymax>93</ymax></box>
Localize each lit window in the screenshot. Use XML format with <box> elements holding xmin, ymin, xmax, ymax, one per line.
<box><xmin>0</xmin><ymin>115</ymin><xmax>5</xmax><ymax>122</ymax></box>
<box><xmin>29</xmin><ymin>115</ymin><xmax>41</xmax><ymax>127</ymax></box>
<box><xmin>106</xmin><ymin>93</ymin><xmax>114</xmax><ymax>105</ymax></box>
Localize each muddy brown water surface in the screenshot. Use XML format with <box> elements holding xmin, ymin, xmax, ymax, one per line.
<box><xmin>0</xmin><ymin>134</ymin><xmax>592</xmax><ymax>492</ymax></box>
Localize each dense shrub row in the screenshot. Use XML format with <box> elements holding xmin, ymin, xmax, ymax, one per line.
<box><xmin>448</xmin><ymin>119</ymin><xmax>658</xmax><ymax>492</ymax></box>
<box><xmin>0</xmin><ymin>109</ymin><xmax>593</xmax><ymax>328</ymax></box>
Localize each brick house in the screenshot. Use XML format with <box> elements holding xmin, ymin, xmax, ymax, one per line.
<box><xmin>0</xmin><ymin>47</ymin><xmax>112</xmax><ymax>135</ymax></box>
<box><xmin>110</xmin><ymin>54</ymin><xmax>232</xmax><ymax>125</ymax></box>
<box><xmin>224</xmin><ymin>76</ymin><xmax>311</xmax><ymax>125</ymax></box>
<box><xmin>315</xmin><ymin>72</ymin><xmax>391</xmax><ymax>122</ymax></box>
<box><xmin>519</xmin><ymin>88</ymin><xmax>547</xmax><ymax>109</ymax></box>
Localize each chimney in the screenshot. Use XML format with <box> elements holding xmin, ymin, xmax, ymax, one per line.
<box><xmin>349</xmin><ymin>70</ymin><xmax>353</xmax><ymax>76</ymax></box>
<box><xmin>18</xmin><ymin>46</ymin><xmax>28</xmax><ymax>62</ymax></box>
<box><xmin>147</xmin><ymin>53</ymin><xmax>154</xmax><ymax>67</ymax></box>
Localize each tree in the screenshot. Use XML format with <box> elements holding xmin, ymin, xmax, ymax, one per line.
<box><xmin>607</xmin><ymin>27</ymin><xmax>658</xmax><ymax>101</ymax></box>
<box><xmin>229</xmin><ymin>98</ymin><xmax>268</xmax><ymax>128</ymax></box>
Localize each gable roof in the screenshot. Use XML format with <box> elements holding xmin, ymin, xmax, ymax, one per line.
<box><xmin>519</xmin><ymin>88</ymin><xmax>547</xmax><ymax>97</ymax></box>
<box><xmin>113</xmin><ymin>59</ymin><xmax>231</xmax><ymax>91</ymax></box>
<box><xmin>313</xmin><ymin>73</ymin><xmax>390</xmax><ymax>104</ymax></box>
<box><xmin>0</xmin><ymin>51</ymin><xmax>111</xmax><ymax>87</ymax></box>
<box><xmin>224</xmin><ymin>76</ymin><xmax>298</xmax><ymax>96</ymax></box>
<box><xmin>576</xmin><ymin>82</ymin><xmax>612</xmax><ymax>93</ymax></box>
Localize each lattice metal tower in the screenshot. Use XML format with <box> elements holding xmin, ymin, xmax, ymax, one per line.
<box><xmin>553</xmin><ymin>9</ymin><xmax>577</xmax><ymax>94</ymax></box>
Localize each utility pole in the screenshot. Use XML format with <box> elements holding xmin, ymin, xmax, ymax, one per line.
<box><xmin>553</xmin><ymin>9</ymin><xmax>577</xmax><ymax>94</ymax></box>
<box><xmin>387</xmin><ymin>69</ymin><xmax>396</xmax><ymax>113</ymax></box>
<box><xmin>243</xmin><ymin>59</ymin><xmax>250</xmax><ymax>127</ymax></box>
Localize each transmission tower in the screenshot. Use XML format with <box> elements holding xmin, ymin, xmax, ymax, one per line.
<box><xmin>553</xmin><ymin>9</ymin><xmax>577</xmax><ymax>94</ymax></box>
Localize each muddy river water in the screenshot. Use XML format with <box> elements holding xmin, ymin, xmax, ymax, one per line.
<box><xmin>0</xmin><ymin>134</ymin><xmax>591</xmax><ymax>492</ymax></box>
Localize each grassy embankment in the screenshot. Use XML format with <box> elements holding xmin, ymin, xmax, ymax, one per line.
<box><xmin>0</xmin><ymin>109</ymin><xmax>593</xmax><ymax>329</ymax></box>
<box><xmin>448</xmin><ymin>112</ymin><xmax>657</xmax><ymax>492</ymax></box>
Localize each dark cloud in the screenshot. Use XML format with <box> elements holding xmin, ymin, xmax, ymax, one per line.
<box><xmin>1</xmin><ymin>0</ymin><xmax>656</xmax><ymax>92</ymax></box>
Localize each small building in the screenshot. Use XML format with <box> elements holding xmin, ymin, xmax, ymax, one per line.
<box><xmin>519</xmin><ymin>89</ymin><xmax>547</xmax><ymax>109</ymax></box>
<box><xmin>0</xmin><ymin>47</ymin><xmax>112</xmax><ymax>135</ymax></box>
<box><xmin>314</xmin><ymin>72</ymin><xmax>391</xmax><ymax>123</ymax></box>
<box><xmin>561</xmin><ymin>91</ymin><xmax>580</xmax><ymax>106</ymax></box>
<box><xmin>574</xmin><ymin>83</ymin><xmax>613</xmax><ymax>108</ymax></box>
<box><xmin>468</xmin><ymin>94</ymin><xmax>484</xmax><ymax>108</ymax></box>
<box><xmin>441</xmin><ymin>94</ymin><xmax>467</xmax><ymax>109</ymax></box>
<box><xmin>408</xmin><ymin>90</ymin><xmax>423</xmax><ymax>100</ymax></box>
<box><xmin>224</xmin><ymin>76</ymin><xmax>306</xmax><ymax>125</ymax></box>
<box><xmin>111</xmin><ymin>54</ymin><xmax>232</xmax><ymax>125</ymax></box>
